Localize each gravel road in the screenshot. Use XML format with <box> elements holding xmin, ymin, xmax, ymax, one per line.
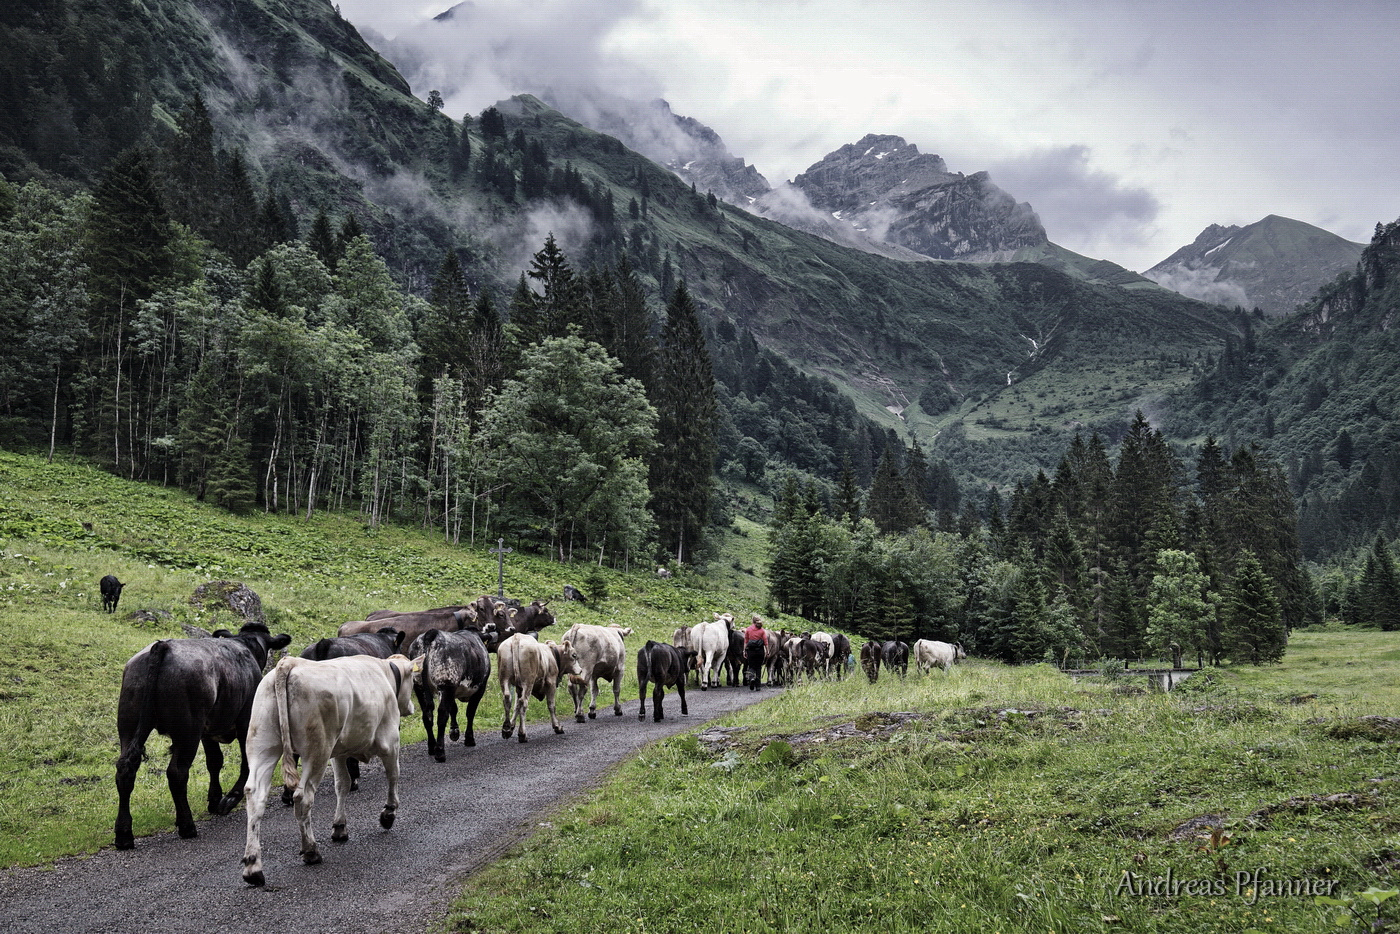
<box><xmin>0</xmin><ymin>683</ymin><xmax>777</xmax><ymax>934</ymax></box>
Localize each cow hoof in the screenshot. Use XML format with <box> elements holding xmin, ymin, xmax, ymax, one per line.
<box><xmin>449</xmin><ymin>728</ymin><xmax>460</xmax><ymax>741</ymax></box>
<box><xmin>464</xmin><ymin>736</ymin><xmax>475</xmax><ymax>747</ymax></box>
<box><xmin>178</xmin><ymin>824</ymin><xmax>198</xmax><ymax>840</ymax></box>
<box><xmin>114</xmin><ymin>836</ymin><xmax>134</xmax><ymax>851</ymax></box>
<box><xmin>613</xmin><ymin>709</ymin><xmax>622</xmax><ymax>717</ymax></box>
<box><xmin>433</xmin><ymin>752</ymin><xmax>446</xmax><ymax>763</ymax></box>
<box><xmin>553</xmin><ymin>725</ymin><xmax>564</xmax><ymax>734</ymax></box>
<box><xmin>280</xmin><ymin>788</ymin><xmax>294</xmax><ymax>807</ymax></box>
<box><xmin>216</xmin><ymin>791</ymin><xmax>244</xmax><ymax>816</ymax></box>
<box><xmin>379</xmin><ymin>808</ymin><xmax>396</xmax><ymax>830</ymax></box>
<box><xmin>302</xmin><ymin>850</ymin><xmax>322</xmax><ymax>865</ymax></box>
<box><xmin>518</xmin><ymin>733</ymin><xmax>528</xmax><ymax>743</ymax></box>
<box><xmin>349</xmin><ymin>778</ymin><xmax>359</xmax><ymax>792</ymax></box>
<box><xmin>501</xmin><ymin>728</ymin><xmax>513</xmax><ymax>739</ymax></box>
<box><xmin>242</xmin><ymin>867</ymin><xmax>265</xmax><ymax>887</ymax></box>
<box><xmin>575</xmin><ymin>714</ymin><xmax>585</xmax><ymax>724</ymax></box>
<box><xmin>638</xmin><ymin>713</ymin><xmax>646</xmax><ymax>721</ymax></box>
<box><xmin>332</xmin><ymin>824</ymin><xmax>348</xmax><ymax>843</ymax></box>
<box><xmin>589</xmin><ymin>710</ymin><xmax>597</xmax><ymax>719</ymax></box>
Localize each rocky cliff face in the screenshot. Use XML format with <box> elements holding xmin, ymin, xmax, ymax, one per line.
<box><xmin>1145</xmin><ymin>215</ymin><xmax>1364</xmax><ymax>316</ymax></box>
<box><xmin>786</xmin><ymin>134</ymin><xmax>1048</xmax><ymax>261</ymax></box>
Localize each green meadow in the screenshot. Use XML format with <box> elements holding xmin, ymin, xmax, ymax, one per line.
<box><xmin>2</xmin><ymin>450</ymin><xmax>1397</xmax><ymax>934</ymax></box>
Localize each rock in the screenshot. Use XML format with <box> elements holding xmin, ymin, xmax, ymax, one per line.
<box><xmin>190</xmin><ymin>580</ymin><xmax>265</xmax><ymax>624</ymax></box>
<box><xmin>125</xmin><ymin>609</ymin><xmax>172</xmax><ymax>626</ymax></box>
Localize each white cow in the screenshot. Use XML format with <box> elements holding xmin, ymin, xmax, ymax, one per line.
<box><xmin>562</xmin><ymin>623</ymin><xmax>633</xmax><ymax>722</ymax></box>
<box><xmin>913</xmin><ymin>639</ymin><xmax>966</xmax><ymax>674</ymax></box>
<box><xmin>240</xmin><ymin>653</ymin><xmax>419</xmax><ymax>887</ymax></box>
<box><xmin>497</xmin><ymin>634</ymin><xmax>582</xmax><ymax>742</ymax></box>
<box><xmin>691</xmin><ymin>612</ymin><xmax>733</xmax><ymax>690</ymax></box>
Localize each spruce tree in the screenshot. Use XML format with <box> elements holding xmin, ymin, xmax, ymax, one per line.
<box><xmin>307</xmin><ymin>210</ymin><xmax>340</xmax><ymax>271</ymax></box>
<box><xmin>1220</xmin><ymin>552</ymin><xmax>1286</xmax><ymax>664</ymax></box>
<box><xmin>651</xmin><ymin>281</ymin><xmax>717</xmax><ymax>562</ymax></box>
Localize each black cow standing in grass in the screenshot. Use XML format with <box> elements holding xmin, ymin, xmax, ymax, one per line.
<box><xmin>636</xmin><ymin>641</ymin><xmax>696</xmax><ymax>722</ymax></box>
<box><xmin>114</xmin><ymin>622</ymin><xmax>291</xmax><ymax>849</ymax></box>
<box><xmin>881</xmin><ymin>640</ymin><xmax>910</xmax><ymax>678</ymax></box>
<box><xmin>100</xmin><ymin>575</ymin><xmax>123</xmax><ymax>613</ymax></box>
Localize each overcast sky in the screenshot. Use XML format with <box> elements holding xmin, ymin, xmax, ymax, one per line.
<box><xmin>334</xmin><ymin>0</ymin><xmax>1399</xmax><ymax>273</ymax></box>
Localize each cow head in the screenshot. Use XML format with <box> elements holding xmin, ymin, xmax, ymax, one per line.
<box><xmin>215</xmin><ymin>622</ymin><xmax>293</xmax><ymax>670</ymax></box>
<box><xmin>450</xmin><ymin>606</ymin><xmax>478</xmax><ymax>630</ymax></box>
<box><xmin>555</xmin><ymin>638</ymin><xmax>583</xmax><ymax>679</ymax></box>
<box><xmin>954</xmin><ymin>642</ymin><xmax>967</xmax><ymax>661</ymax></box>
<box><xmin>377</xmin><ymin>627</ymin><xmax>406</xmax><ymax>653</ymax></box>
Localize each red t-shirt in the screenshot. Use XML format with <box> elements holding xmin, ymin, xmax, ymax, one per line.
<box><xmin>744</xmin><ymin>624</ymin><xmax>766</xmax><ymax>642</ymax></box>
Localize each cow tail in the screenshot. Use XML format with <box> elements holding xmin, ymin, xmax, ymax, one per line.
<box><xmin>117</xmin><ymin>640</ymin><xmax>169</xmax><ymax>772</ymax></box>
<box><xmin>274</xmin><ymin>658</ymin><xmax>301</xmax><ymax>793</ymax></box>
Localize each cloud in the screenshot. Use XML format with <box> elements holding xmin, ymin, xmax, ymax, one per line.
<box><xmin>986</xmin><ymin>146</ymin><xmax>1160</xmax><ymax>259</ymax></box>
<box><xmin>1142</xmin><ymin>264</ymin><xmax>1251</xmax><ymax>309</ymax></box>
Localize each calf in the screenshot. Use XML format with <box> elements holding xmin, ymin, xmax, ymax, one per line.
<box><xmin>562</xmin><ymin>623</ymin><xmax>632</xmax><ymax>722</ymax></box>
<box><xmin>913</xmin><ymin>639</ymin><xmax>966</xmax><ymax>674</ymax></box>
<box><xmin>881</xmin><ymin>640</ymin><xmax>910</xmax><ymax>678</ymax></box>
<box><xmin>636</xmin><ymin>641</ymin><xmax>696</xmax><ymax>722</ymax></box>
<box><xmin>724</xmin><ymin>628</ymin><xmax>745</xmax><ymax>687</ymax></box>
<box><xmin>808</xmin><ymin>631</ymin><xmax>835</xmax><ymax>678</ymax></box>
<box><xmin>114</xmin><ymin>622</ymin><xmax>292</xmax><ymax>849</ymax></box>
<box><xmin>414</xmin><ymin>627</ymin><xmax>492</xmax><ymax>759</ymax></box>
<box><xmin>100</xmin><ymin>575</ymin><xmax>124</xmax><ymax>613</ymax></box>
<box><xmin>860</xmin><ymin>640</ymin><xmax>882</xmax><ymax>683</ymax></box>
<box><xmin>497</xmin><ymin>634</ymin><xmax>581</xmax><ymax>742</ymax></box>
<box><xmin>240</xmin><ymin>653</ymin><xmax>419</xmax><ymax>886</ymax></box>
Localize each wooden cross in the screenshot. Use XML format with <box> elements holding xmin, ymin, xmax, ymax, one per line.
<box><xmin>491</xmin><ymin>537</ymin><xmax>513</xmax><ymax>598</ymax></box>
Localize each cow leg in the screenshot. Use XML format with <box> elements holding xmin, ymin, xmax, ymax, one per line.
<box><xmin>202</xmin><ymin>737</ymin><xmax>225</xmax><ymax>813</ymax></box>
<box><xmin>570</xmin><ymin>678</ymin><xmax>587</xmax><ymax>724</ymax></box>
<box><xmin>514</xmin><ymin>688</ymin><xmax>530</xmax><ymax>743</ymax></box>
<box><xmin>113</xmin><ymin>714</ymin><xmax>150</xmax><ymax>850</ymax></box>
<box><xmin>461</xmin><ymin>683</ymin><xmax>484</xmax><ymax>747</ymax></box>
<box><xmin>240</xmin><ymin>740</ymin><xmax>283</xmax><ymax>887</ymax></box>
<box><xmin>500</xmin><ymin>684</ymin><xmax>516</xmax><ymax>739</ymax></box>
<box><xmin>330</xmin><ymin>758</ymin><xmax>351</xmax><ymax>843</ymax></box>
<box><xmin>166</xmin><ymin>733</ymin><xmax>201</xmax><ymax>839</ymax></box>
<box><xmin>347</xmin><ymin>757</ymin><xmax>361</xmax><ymax>791</ymax></box>
<box><xmin>378</xmin><ymin>746</ymin><xmax>400</xmax><ymax>830</ymax></box>
<box><xmin>652</xmin><ymin>683</ymin><xmax>665</xmax><ymax>722</ymax></box>
<box><xmin>637</xmin><ymin>676</ymin><xmax>649</xmax><ymax>720</ymax></box>
<box><xmin>294</xmin><ymin>757</ymin><xmax>327</xmax><ymax>865</ymax></box>
<box><xmin>434</xmin><ymin>688</ymin><xmax>455</xmax><ymax>762</ymax></box>
<box><xmin>418</xmin><ymin>682</ymin><xmax>439</xmax><ymax>759</ymax></box>
<box><xmin>545</xmin><ymin>682</ymin><xmax>564</xmax><ymax>734</ymax></box>
<box><xmin>610</xmin><ymin>675</ymin><xmax>622</xmax><ymax>717</ymax></box>
<box><xmin>677</xmin><ymin>680</ymin><xmax>689</xmax><ymax>717</ymax></box>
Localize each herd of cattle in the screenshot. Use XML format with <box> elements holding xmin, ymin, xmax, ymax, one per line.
<box><xmin>109</xmin><ymin>593</ymin><xmax>966</xmax><ymax>886</ymax></box>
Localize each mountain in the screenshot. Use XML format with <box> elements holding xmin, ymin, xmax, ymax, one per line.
<box><xmin>1145</xmin><ymin>215</ymin><xmax>1365</xmax><ymax>316</ymax></box>
<box><xmin>1166</xmin><ymin>218</ymin><xmax>1400</xmax><ymax>558</ymax></box>
<box><xmin>0</xmin><ymin>0</ymin><xmax>1245</xmax><ymax>496</ymax></box>
<box><xmin>775</xmin><ymin>134</ymin><xmax>1155</xmax><ymax>289</ymax></box>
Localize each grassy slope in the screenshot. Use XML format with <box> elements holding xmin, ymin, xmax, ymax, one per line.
<box><xmin>0</xmin><ymin>451</ymin><xmax>776</xmax><ymax>866</ymax></box>
<box><xmin>448</xmin><ymin>636</ymin><xmax>1400</xmax><ymax>934</ymax></box>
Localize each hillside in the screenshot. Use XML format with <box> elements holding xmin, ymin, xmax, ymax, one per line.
<box><xmin>1</xmin><ymin>0</ymin><xmax>1245</xmax><ymax>497</ymax></box>
<box><xmin>1146</xmin><ymin>214</ymin><xmax>1365</xmax><ymax>317</ymax></box>
<box><xmin>1167</xmin><ymin>218</ymin><xmax>1400</xmax><ymax>559</ymax></box>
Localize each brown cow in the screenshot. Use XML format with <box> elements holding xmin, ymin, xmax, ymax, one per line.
<box><xmin>497</xmin><ymin>634</ymin><xmax>581</xmax><ymax>742</ymax></box>
<box><xmin>339</xmin><ymin>607</ymin><xmax>476</xmax><ymax>646</ymax></box>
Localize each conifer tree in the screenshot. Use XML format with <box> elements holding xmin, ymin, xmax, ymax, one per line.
<box><xmin>1358</xmin><ymin>534</ymin><xmax>1400</xmax><ymax>630</ymax></box>
<box><xmin>307</xmin><ymin>210</ymin><xmax>340</xmax><ymax>270</ymax></box>
<box><xmin>1220</xmin><ymin>552</ymin><xmax>1285</xmax><ymax>664</ymax></box>
<box><xmin>651</xmin><ymin>281</ymin><xmax>717</xmax><ymax>562</ymax></box>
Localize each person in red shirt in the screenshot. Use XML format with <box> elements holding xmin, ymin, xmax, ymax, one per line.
<box><xmin>743</xmin><ymin>614</ymin><xmax>768</xmax><ymax>690</ymax></box>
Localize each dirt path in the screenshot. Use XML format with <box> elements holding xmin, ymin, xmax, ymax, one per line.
<box><xmin>0</xmin><ymin>683</ymin><xmax>776</xmax><ymax>934</ymax></box>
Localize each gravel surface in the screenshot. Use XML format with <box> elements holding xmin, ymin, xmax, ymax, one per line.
<box><xmin>0</xmin><ymin>683</ymin><xmax>777</xmax><ymax>934</ymax></box>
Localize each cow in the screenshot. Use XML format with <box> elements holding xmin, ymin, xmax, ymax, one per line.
<box><xmin>808</xmin><ymin>632</ymin><xmax>836</xmax><ymax>678</ymax></box>
<box><xmin>692</xmin><ymin>613</ymin><xmax>734</xmax><ymax>689</ymax></box>
<box><xmin>288</xmin><ymin>627</ymin><xmax>404</xmax><ymax>800</ymax></box>
<box><xmin>656</xmin><ymin>566</ymin><xmax>673</xmax><ymax>579</ymax></box>
<box><xmin>792</xmin><ymin>637</ymin><xmax>825</xmax><ymax>681</ymax></box>
<box><xmin>364</xmin><ymin>604</ymin><xmax>471</xmax><ymax>621</ymax></box>
<box><xmin>503</xmin><ymin>600</ymin><xmax>556</xmax><ymax>636</ymax></box>
<box><xmin>301</xmin><ymin>628</ymin><xmax>404</xmax><ymax>661</ymax></box>
<box><xmin>239</xmin><ymin>653</ymin><xmax>419</xmax><ymax>886</ymax></box>
<box><xmin>831</xmin><ymin>633</ymin><xmax>852</xmax><ymax>680</ymax></box>
<box><xmin>724</xmin><ymin>628</ymin><xmax>745</xmax><ymax>687</ymax></box>
<box><xmin>100</xmin><ymin>575</ymin><xmax>124</xmax><ymax>613</ymax></box>
<box><xmin>860</xmin><ymin>641</ymin><xmax>882</xmax><ymax>683</ymax></box>
<box><xmin>114</xmin><ymin>622</ymin><xmax>292</xmax><ymax>850</ymax></box>
<box><xmin>562</xmin><ymin>584</ymin><xmax>587</xmax><ymax>603</ymax></box>
<box><xmin>636</xmin><ymin>641</ymin><xmax>696</xmax><ymax>722</ymax></box>
<box><xmin>338</xmin><ymin>606</ymin><xmax>476</xmax><ymax>646</ymax></box>
<box><xmin>671</xmin><ymin>625</ymin><xmax>699</xmax><ymax>685</ymax></box>
<box><xmin>765</xmin><ymin>629</ymin><xmax>788</xmax><ymax>686</ymax></box>
<box><xmin>881</xmin><ymin>640</ymin><xmax>910</xmax><ymax>678</ymax></box>
<box><xmin>914</xmin><ymin>639</ymin><xmax>966</xmax><ymax>674</ymax></box>
<box><xmin>412</xmin><ymin>628</ymin><xmax>493</xmax><ymax>760</ymax></box>
<box><xmin>562</xmin><ymin>623</ymin><xmax>632</xmax><ymax>722</ymax></box>
<box><xmin>497</xmin><ymin>633</ymin><xmax>581</xmax><ymax>743</ymax></box>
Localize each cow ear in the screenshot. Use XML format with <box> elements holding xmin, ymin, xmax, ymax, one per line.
<box><xmin>212</xmin><ymin>629</ymin><xmax>232</xmax><ymax>638</ymax></box>
<box><xmin>411</xmin><ymin>655</ymin><xmax>425</xmax><ymax>672</ymax></box>
<box><xmin>271</xmin><ymin>634</ymin><xmax>293</xmax><ymax>649</ymax></box>
<box><xmin>507</xmin><ymin>607</ymin><xmax>518</xmax><ymax>619</ymax></box>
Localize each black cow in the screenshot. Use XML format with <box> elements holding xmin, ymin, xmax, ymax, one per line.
<box><xmin>831</xmin><ymin>633</ymin><xmax>852</xmax><ymax>681</ymax></box>
<box><xmin>860</xmin><ymin>641</ymin><xmax>882</xmax><ymax>683</ymax></box>
<box><xmin>100</xmin><ymin>575</ymin><xmax>124</xmax><ymax>613</ymax></box>
<box><xmin>506</xmin><ymin>600</ymin><xmax>555</xmax><ymax>636</ymax></box>
<box><xmin>881</xmin><ymin>640</ymin><xmax>910</xmax><ymax>678</ymax></box>
<box><xmin>412</xmin><ymin>628</ymin><xmax>492</xmax><ymax>760</ymax></box>
<box><xmin>724</xmin><ymin>629</ymin><xmax>744</xmax><ymax>687</ymax></box>
<box><xmin>114</xmin><ymin>622</ymin><xmax>291</xmax><ymax>849</ymax></box>
<box><xmin>562</xmin><ymin>584</ymin><xmax>587</xmax><ymax>603</ymax></box>
<box><xmin>636</xmin><ymin>641</ymin><xmax>696</xmax><ymax>722</ymax></box>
